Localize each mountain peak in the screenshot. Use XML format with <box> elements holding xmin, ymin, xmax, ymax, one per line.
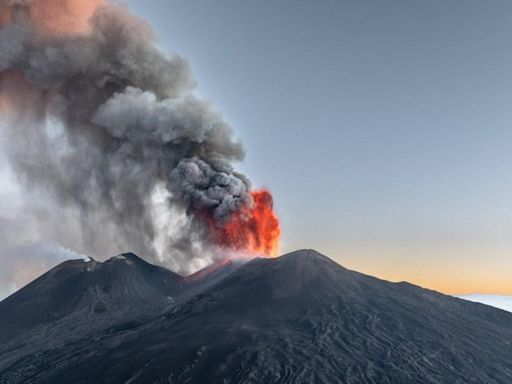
<box><xmin>105</xmin><ymin>252</ymin><xmax>147</xmax><ymax>265</ymax></box>
<box><xmin>0</xmin><ymin>251</ymin><xmax>183</xmax><ymax>346</ymax></box>
<box><xmin>3</xmin><ymin>249</ymin><xmax>512</xmax><ymax>383</ymax></box>
<box><xmin>250</xmin><ymin>248</ymin><xmax>349</xmax><ymax>281</ymax></box>
<box><xmin>278</xmin><ymin>248</ymin><xmax>341</xmax><ymax>264</ymax></box>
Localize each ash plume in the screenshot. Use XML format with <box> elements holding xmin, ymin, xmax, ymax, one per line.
<box><xmin>0</xmin><ymin>0</ymin><xmax>259</xmax><ymax>272</ymax></box>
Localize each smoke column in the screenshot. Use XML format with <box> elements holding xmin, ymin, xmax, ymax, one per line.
<box><xmin>0</xmin><ymin>0</ymin><xmax>280</xmax><ymax>273</ymax></box>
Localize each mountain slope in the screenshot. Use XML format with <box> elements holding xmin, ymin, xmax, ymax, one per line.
<box><xmin>1</xmin><ymin>250</ymin><xmax>512</xmax><ymax>383</ymax></box>
<box><xmin>0</xmin><ymin>252</ymin><xmax>182</xmax><ymax>335</ymax></box>
<box><xmin>0</xmin><ymin>252</ymin><xmax>182</xmax><ymax>372</ymax></box>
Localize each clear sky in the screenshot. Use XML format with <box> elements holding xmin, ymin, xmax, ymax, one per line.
<box><xmin>118</xmin><ymin>0</ymin><xmax>512</xmax><ymax>295</ymax></box>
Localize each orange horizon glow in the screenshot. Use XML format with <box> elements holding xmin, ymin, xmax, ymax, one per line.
<box><xmin>308</xmin><ymin>243</ymin><xmax>512</xmax><ymax>296</ymax></box>
<box><xmin>370</xmin><ymin>267</ymin><xmax>512</xmax><ymax>296</ymax></box>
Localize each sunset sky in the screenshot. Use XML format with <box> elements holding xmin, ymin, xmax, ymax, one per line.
<box><xmin>123</xmin><ymin>0</ymin><xmax>512</xmax><ymax>295</ymax></box>
<box><xmin>1</xmin><ymin>0</ymin><xmax>512</xmax><ymax>296</ymax></box>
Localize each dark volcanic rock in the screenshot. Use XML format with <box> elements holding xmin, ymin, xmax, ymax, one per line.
<box><xmin>0</xmin><ymin>253</ymin><xmax>182</xmax><ymax>371</ymax></box>
<box><xmin>0</xmin><ymin>253</ymin><xmax>182</xmax><ymax>336</ymax></box>
<box><xmin>1</xmin><ymin>249</ymin><xmax>512</xmax><ymax>383</ymax></box>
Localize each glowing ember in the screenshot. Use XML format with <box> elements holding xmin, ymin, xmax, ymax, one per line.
<box><xmin>211</xmin><ymin>189</ymin><xmax>281</xmax><ymax>257</ymax></box>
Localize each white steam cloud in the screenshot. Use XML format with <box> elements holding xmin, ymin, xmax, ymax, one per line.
<box><xmin>0</xmin><ymin>0</ymin><xmax>257</xmax><ymax>275</ymax></box>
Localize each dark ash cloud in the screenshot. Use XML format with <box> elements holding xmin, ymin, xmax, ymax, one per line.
<box><xmin>0</xmin><ymin>0</ymin><xmax>255</xmax><ymax>272</ymax></box>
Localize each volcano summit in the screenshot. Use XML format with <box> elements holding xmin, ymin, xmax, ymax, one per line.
<box><xmin>1</xmin><ymin>249</ymin><xmax>512</xmax><ymax>384</ymax></box>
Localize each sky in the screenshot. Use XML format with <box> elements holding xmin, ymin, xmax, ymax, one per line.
<box><xmin>119</xmin><ymin>0</ymin><xmax>512</xmax><ymax>295</ymax></box>
<box><xmin>1</xmin><ymin>0</ymin><xmax>512</xmax><ymax>297</ymax></box>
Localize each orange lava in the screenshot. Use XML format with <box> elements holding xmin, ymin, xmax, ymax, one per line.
<box><xmin>212</xmin><ymin>189</ymin><xmax>281</xmax><ymax>257</ymax></box>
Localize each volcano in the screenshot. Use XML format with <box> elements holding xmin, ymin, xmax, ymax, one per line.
<box><xmin>1</xmin><ymin>250</ymin><xmax>512</xmax><ymax>383</ymax></box>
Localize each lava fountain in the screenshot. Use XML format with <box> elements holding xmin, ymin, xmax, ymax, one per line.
<box><xmin>210</xmin><ymin>189</ymin><xmax>281</xmax><ymax>257</ymax></box>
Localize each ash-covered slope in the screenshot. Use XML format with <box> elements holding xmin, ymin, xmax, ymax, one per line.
<box><xmin>0</xmin><ymin>252</ymin><xmax>182</xmax><ymax>371</ymax></box>
<box><xmin>2</xmin><ymin>250</ymin><xmax>512</xmax><ymax>384</ymax></box>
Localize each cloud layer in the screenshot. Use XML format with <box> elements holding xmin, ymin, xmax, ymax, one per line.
<box><xmin>457</xmin><ymin>294</ymin><xmax>512</xmax><ymax>313</ymax></box>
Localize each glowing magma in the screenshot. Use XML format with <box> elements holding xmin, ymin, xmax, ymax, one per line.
<box><xmin>211</xmin><ymin>189</ymin><xmax>281</xmax><ymax>257</ymax></box>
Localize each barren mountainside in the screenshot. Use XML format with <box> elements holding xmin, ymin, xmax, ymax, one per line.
<box><xmin>1</xmin><ymin>250</ymin><xmax>512</xmax><ymax>383</ymax></box>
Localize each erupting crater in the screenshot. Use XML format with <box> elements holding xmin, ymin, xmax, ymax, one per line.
<box><xmin>209</xmin><ymin>189</ymin><xmax>281</xmax><ymax>257</ymax></box>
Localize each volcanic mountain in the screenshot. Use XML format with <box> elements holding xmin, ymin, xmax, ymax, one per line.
<box><xmin>1</xmin><ymin>250</ymin><xmax>512</xmax><ymax>383</ymax></box>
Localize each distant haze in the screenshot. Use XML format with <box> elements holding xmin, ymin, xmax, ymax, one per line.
<box><xmin>458</xmin><ymin>294</ymin><xmax>512</xmax><ymax>313</ymax></box>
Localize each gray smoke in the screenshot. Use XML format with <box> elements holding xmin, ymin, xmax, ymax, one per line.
<box><xmin>0</xmin><ymin>1</ymin><xmax>253</xmax><ymax>272</ymax></box>
<box><xmin>169</xmin><ymin>157</ymin><xmax>252</xmax><ymax>222</ymax></box>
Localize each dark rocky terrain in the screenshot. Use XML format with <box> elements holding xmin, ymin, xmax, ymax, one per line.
<box><xmin>1</xmin><ymin>249</ymin><xmax>512</xmax><ymax>383</ymax></box>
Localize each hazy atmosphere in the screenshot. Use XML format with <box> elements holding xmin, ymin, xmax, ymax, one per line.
<box><xmin>1</xmin><ymin>0</ymin><xmax>512</xmax><ymax>298</ymax></box>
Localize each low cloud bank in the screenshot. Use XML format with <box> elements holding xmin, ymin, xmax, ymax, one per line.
<box><xmin>457</xmin><ymin>294</ymin><xmax>512</xmax><ymax>313</ymax></box>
